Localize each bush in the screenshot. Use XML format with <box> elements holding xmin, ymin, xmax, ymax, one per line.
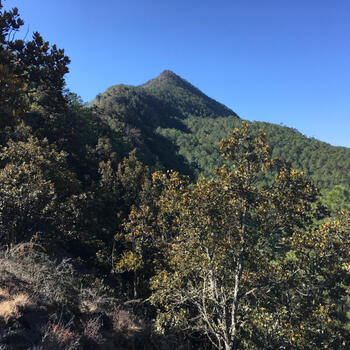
<box><xmin>0</xmin><ymin>243</ymin><xmax>78</xmax><ymax>309</ymax></box>
<box><xmin>0</xmin><ymin>244</ymin><xmax>154</xmax><ymax>349</ymax></box>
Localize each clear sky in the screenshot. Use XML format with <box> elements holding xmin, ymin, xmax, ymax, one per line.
<box><xmin>8</xmin><ymin>0</ymin><xmax>350</xmax><ymax>147</ymax></box>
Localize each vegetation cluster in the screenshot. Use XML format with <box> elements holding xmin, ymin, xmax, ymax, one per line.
<box><xmin>93</xmin><ymin>70</ymin><xmax>350</xmax><ymax>190</ymax></box>
<box><xmin>0</xmin><ymin>2</ymin><xmax>349</xmax><ymax>349</ymax></box>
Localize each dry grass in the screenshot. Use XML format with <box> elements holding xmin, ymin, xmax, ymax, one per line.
<box><xmin>0</xmin><ymin>245</ymin><xmax>151</xmax><ymax>349</ymax></box>
<box><xmin>80</xmin><ymin>299</ymin><xmax>97</xmax><ymax>313</ymax></box>
<box><xmin>0</xmin><ymin>287</ymin><xmax>10</xmax><ymax>300</ymax></box>
<box><xmin>0</xmin><ymin>289</ymin><xmax>31</xmax><ymax>322</ymax></box>
<box><xmin>40</xmin><ymin>320</ymin><xmax>81</xmax><ymax>350</ymax></box>
<box><xmin>79</xmin><ymin>282</ymin><xmax>115</xmax><ymax>314</ymax></box>
<box><xmin>50</xmin><ymin>323</ymin><xmax>80</xmax><ymax>347</ymax></box>
<box><xmin>111</xmin><ymin>308</ymin><xmax>143</xmax><ymax>333</ymax></box>
<box><xmin>83</xmin><ymin>315</ymin><xmax>104</xmax><ymax>345</ymax></box>
<box><xmin>0</xmin><ymin>243</ymin><xmax>78</xmax><ymax>308</ymax></box>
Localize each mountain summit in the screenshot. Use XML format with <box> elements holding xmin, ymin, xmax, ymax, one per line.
<box><xmin>93</xmin><ymin>70</ymin><xmax>239</xmax><ymax>119</ymax></box>
<box><xmin>141</xmin><ymin>70</ymin><xmax>238</xmax><ymax>118</ymax></box>
<box><xmin>142</xmin><ymin>70</ymin><xmax>188</xmax><ymax>88</ymax></box>
<box><xmin>142</xmin><ymin>70</ymin><xmax>204</xmax><ymax>93</ymax></box>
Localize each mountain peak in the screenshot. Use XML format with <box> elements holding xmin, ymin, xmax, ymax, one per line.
<box><xmin>158</xmin><ymin>69</ymin><xmax>180</xmax><ymax>79</ymax></box>
<box><xmin>139</xmin><ymin>70</ymin><xmax>237</xmax><ymax>118</ymax></box>
<box><xmin>91</xmin><ymin>68</ymin><xmax>238</xmax><ymax>119</ymax></box>
<box><xmin>142</xmin><ymin>70</ymin><xmax>192</xmax><ymax>90</ymax></box>
<box><xmin>157</xmin><ymin>70</ymin><xmax>185</xmax><ymax>83</ymax></box>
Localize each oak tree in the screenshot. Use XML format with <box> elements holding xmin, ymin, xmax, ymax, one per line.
<box><xmin>149</xmin><ymin>123</ymin><xmax>342</xmax><ymax>350</ymax></box>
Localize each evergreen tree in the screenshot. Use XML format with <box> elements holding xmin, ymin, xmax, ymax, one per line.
<box><xmin>149</xmin><ymin>123</ymin><xmax>346</xmax><ymax>349</ymax></box>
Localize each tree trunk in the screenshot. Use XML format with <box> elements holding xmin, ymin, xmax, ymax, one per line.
<box><xmin>133</xmin><ymin>270</ymin><xmax>138</xmax><ymax>299</ymax></box>
<box><xmin>224</xmin><ymin>342</ymin><xmax>232</xmax><ymax>350</ymax></box>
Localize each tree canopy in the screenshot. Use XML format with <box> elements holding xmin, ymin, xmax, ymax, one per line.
<box><xmin>148</xmin><ymin>123</ymin><xmax>348</xmax><ymax>349</ymax></box>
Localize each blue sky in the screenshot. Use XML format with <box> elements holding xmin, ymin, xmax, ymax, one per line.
<box><xmin>8</xmin><ymin>0</ymin><xmax>350</xmax><ymax>147</ymax></box>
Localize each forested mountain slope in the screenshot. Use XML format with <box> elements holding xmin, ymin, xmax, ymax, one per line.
<box><xmin>1</xmin><ymin>2</ymin><xmax>349</xmax><ymax>348</ymax></box>
<box><xmin>92</xmin><ymin>70</ymin><xmax>350</xmax><ymax>190</ymax></box>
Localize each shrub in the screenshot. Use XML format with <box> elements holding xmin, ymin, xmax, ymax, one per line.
<box><xmin>82</xmin><ymin>315</ymin><xmax>105</xmax><ymax>345</ymax></box>
<box><xmin>40</xmin><ymin>318</ymin><xmax>81</xmax><ymax>350</ymax></box>
<box><xmin>0</xmin><ymin>243</ymin><xmax>79</xmax><ymax>309</ymax></box>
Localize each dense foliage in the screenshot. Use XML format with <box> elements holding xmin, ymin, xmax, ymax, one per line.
<box><xmin>0</xmin><ymin>2</ymin><xmax>349</xmax><ymax>349</ymax></box>
<box><xmin>156</xmin><ymin>116</ymin><xmax>350</xmax><ymax>190</ymax></box>
<box><xmin>148</xmin><ymin>125</ymin><xmax>348</xmax><ymax>349</ymax></box>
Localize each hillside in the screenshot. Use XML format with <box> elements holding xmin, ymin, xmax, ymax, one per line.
<box><xmin>92</xmin><ymin>70</ymin><xmax>350</xmax><ymax>190</ymax></box>
<box><xmin>1</xmin><ymin>2</ymin><xmax>349</xmax><ymax>347</ymax></box>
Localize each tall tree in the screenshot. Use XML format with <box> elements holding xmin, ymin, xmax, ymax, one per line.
<box><xmin>149</xmin><ymin>123</ymin><xmax>342</xmax><ymax>350</ymax></box>
<box><xmin>0</xmin><ymin>0</ymin><xmax>70</xmax><ymax>130</ymax></box>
